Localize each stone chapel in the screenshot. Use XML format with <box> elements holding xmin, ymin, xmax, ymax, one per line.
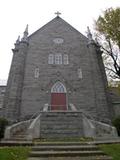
<box><xmin>2</xmin><ymin>14</ymin><xmax>117</xmax><ymax>139</ymax></box>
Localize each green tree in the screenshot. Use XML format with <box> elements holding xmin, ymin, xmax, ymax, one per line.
<box><xmin>95</xmin><ymin>7</ymin><xmax>120</xmax><ymax>79</ymax></box>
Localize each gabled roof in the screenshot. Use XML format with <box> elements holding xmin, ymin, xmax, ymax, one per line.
<box><xmin>28</xmin><ymin>16</ymin><xmax>88</xmax><ymax>41</ymax></box>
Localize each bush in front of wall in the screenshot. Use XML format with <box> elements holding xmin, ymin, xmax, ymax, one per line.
<box><xmin>112</xmin><ymin>116</ymin><xmax>120</xmax><ymax>136</ymax></box>
<box><xmin>0</xmin><ymin>118</ymin><xmax>8</xmax><ymax>139</ymax></box>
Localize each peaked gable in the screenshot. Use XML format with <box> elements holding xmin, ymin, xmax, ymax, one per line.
<box><xmin>29</xmin><ymin>17</ymin><xmax>88</xmax><ymax>42</ymax></box>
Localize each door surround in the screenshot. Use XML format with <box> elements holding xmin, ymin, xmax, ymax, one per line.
<box><xmin>51</xmin><ymin>82</ymin><xmax>67</xmax><ymax>110</ymax></box>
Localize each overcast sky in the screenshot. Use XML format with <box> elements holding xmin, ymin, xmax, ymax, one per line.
<box><xmin>0</xmin><ymin>0</ymin><xmax>120</xmax><ymax>84</ymax></box>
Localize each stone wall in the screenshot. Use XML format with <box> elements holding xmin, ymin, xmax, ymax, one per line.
<box><xmin>0</xmin><ymin>86</ymin><xmax>6</xmax><ymax>117</ymax></box>
<box><xmin>2</xmin><ymin>17</ymin><xmax>112</xmax><ymax>123</ymax></box>
<box><xmin>20</xmin><ymin>17</ymin><xmax>111</xmax><ymax>123</ymax></box>
<box><xmin>3</xmin><ymin>41</ymin><xmax>28</xmax><ymax>121</ymax></box>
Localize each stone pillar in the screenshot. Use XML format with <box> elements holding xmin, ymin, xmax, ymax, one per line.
<box><xmin>3</xmin><ymin>38</ymin><xmax>28</xmax><ymax>122</ymax></box>
<box><xmin>87</xmin><ymin>40</ymin><xmax>112</xmax><ymax>124</ymax></box>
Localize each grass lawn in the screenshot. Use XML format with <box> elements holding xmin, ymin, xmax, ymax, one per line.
<box><xmin>0</xmin><ymin>147</ymin><xmax>30</xmax><ymax>160</ymax></box>
<box><xmin>0</xmin><ymin>144</ymin><xmax>120</xmax><ymax>160</ymax></box>
<box><xmin>99</xmin><ymin>144</ymin><xmax>120</xmax><ymax>160</ymax></box>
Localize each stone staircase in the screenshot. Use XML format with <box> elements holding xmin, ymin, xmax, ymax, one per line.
<box><xmin>28</xmin><ymin>142</ymin><xmax>113</xmax><ymax>160</ymax></box>
<box><xmin>40</xmin><ymin>111</ymin><xmax>84</xmax><ymax>138</ymax></box>
<box><xmin>0</xmin><ymin>129</ymin><xmax>32</xmax><ymax>146</ymax></box>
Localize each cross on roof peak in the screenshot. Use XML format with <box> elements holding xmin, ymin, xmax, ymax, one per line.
<box><xmin>55</xmin><ymin>11</ymin><xmax>61</xmax><ymax>17</ymax></box>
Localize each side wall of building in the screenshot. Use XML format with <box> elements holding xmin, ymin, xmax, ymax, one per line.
<box><xmin>0</xmin><ymin>86</ymin><xmax>6</xmax><ymax>117</ymax></box>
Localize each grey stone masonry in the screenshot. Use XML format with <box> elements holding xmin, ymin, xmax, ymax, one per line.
<box><xmin>3</xmin><ymin>16</ymin><xmax>113</xmax><ymax>125</ymax></box>
<box><xmin>40</xmin><ymin>111</ymin><xmax>84</xmax><ymax>138</ymax></box>
<box><xmin>87</xmin><ymin>43</ymin><xmax>112</xmax><ymax>122</ymax></box>
<box><xmin>3</xmin><ymin>41</ymin><xmax>28</xmax><ymax>122</ymax></box>
<box><xmin>20</xmin><ymin>17</ymin><xmax>111</xmax><ymax>122</ymax></box>
<box><xmin>0</xmin><ymin>86</ymin><xmax>6</xmax><ymax>117</ymax></box>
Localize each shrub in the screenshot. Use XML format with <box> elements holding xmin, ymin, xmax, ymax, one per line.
<box><xmin>0</xmin><ymin>118</ymin><xmax>8</xmax><ymax>139</ymax></box>
<box><xmin>112</xmin><ymin>116</ymin><xmax>120</xmax><ymax>136</ymax></box>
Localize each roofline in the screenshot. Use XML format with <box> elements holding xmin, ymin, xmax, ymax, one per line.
<box><xmin>28</xmin><ymin>16</ymin><xmax>88</xmax><ymax>41</ymax></box>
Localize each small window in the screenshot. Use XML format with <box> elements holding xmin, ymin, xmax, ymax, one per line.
<box><xmin>0</xmin><ymin>99</ymin><xmax>3</xmax><ymax>108</ymax></box>
<box><xmin>78</xmin><ymin>68</ymin><xmax>82</xmax><ymax>79</ymax></box>
<box><xmin>63</xmin><ymin>54</ymin><xmax>69</xmax><ymax>65</ymax></box>
<box><xmin>55</xmin><ymin>54</ymin><xmax>62</xmax><ymax>65</ymax></box>
<box><xmin>1</xmin><ymin>89</ymin><xmax>5</xmax><ymax>94</ymax></box>
<box><xmin>34</xmin><ymin>68</ymin><xmax>39</xmax><ymax>78</ymax></box>
<box><xmin>48</xmin><ymin>54</ymin><xmax>54</xmax><ymax>64</ymax></box>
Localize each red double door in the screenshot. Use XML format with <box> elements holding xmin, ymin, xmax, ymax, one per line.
<box><xmin>51</xmin><ymin>82</ymin><xmax>67</xmax><ymax>111</ymax></box>
<box><xmin>51</xmin><ymin>93</ymin><xmax>67</xmax><ymax>110</ymax></box>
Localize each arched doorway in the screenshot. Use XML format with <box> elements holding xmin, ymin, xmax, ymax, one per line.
<box><xmin>51</xmin><ymin>82</ymin><xmax>67</xmax><ymax>110</ymax></box>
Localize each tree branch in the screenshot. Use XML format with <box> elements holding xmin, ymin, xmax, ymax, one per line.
<box><xmin>105</xmin><ymin>66</ymin><xmax>120</xmax><ymax>79</ymax></box>
<box><xmin>105</xmin><ymin>66</ymin><xmax>117</xmax><ymax>74</ymax></box>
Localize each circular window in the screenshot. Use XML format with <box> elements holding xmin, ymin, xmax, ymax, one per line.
<box><xmin>53</xmin><ymin>38</ymin><xmax>64</xmax><ymax>44</ymax></box>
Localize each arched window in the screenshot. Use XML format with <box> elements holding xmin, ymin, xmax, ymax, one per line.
<box><xmin>51</xmin><ymin>82</ymin><xmax>66</xmax><ymax>93</ymax></box>
<box><xmin>48</xmin><ymin>54</ymin><xmax>54</xmax><ymax>64</ymax></box>
<box><xmin>55</xmin><ymin>53</ymin><xmax>62</xmax><ymax>64</ymax></box>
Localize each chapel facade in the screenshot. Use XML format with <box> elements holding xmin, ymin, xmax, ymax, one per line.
<box><xmin>2</xmin><ymin>15</ymin><xmax>117</xmax><ymax>138</ymax></box>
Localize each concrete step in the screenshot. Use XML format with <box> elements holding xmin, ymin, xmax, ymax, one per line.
<box><xmin>12</xmin><ymin>134</ymin><xmax>27</xmax><ymax>139</ymax></box>
<box><xmin>40</xmin><ymin>130</ymin><xmax>83</xmax><ymax>134</ymax></box>
<box><xmin>41</xmin><ymin>112</ymin><xmax>81</xmax><ymax>116</ymax></box>
<box><xmin>90</xmin><ymin>139</ymin><xmax>120</xmax><ymax>145</ymax></box>
<box><xmin>40</xmin><ymin>112</ymin><xmax>83</xmax><ymax>138</ymax></box>
<box><xmin>40</xmin><ymin>113</ymin><xmax>82</xmax><ymax>123</ymax></box>
<box><xmin>29</xmin><ymin>150</ymin><xmax>105</xmax><ymax>157</ymax></box>
<box><xmin>11</xmin><ymin>135</ymin><xmax>27</xmax><ymax>141</ymax></box>
<box><xmin>40</xmin><ymin>123</ymin><xmax>82</xmax><ymax>127</ymax></box>
<box><xmin>32</xmin><ymin>145</ymin><xmax>98</xmax><ymax>151</ymax></box>
<box><xmin>40</xmin><ymin>117</ymin><xmax>81</xmax><ymax>121</ymax></box>
<box><xmin>6</xmin><ymin>137</ymin><xmax>26</xmax><ymax>141</ymax></box>
<box><xmin>34</xmin><ymin>142</ymin><xmax>89</xmax><ymax>146</ymax></box>
<box><xmin>28</xmin><ymin>156</ymin><xmax>112</xmax><ymax>160</ymax></box>
<box><xmin>40</xmin><ymin>120</ymin><xmax>81</xmax><ymax>124</ymax></box>
<box><xmin>0</xmin><ymin>140</ymin><xmax>33</xmax><ymax>146</ymax></box>
<box><xmin>40</xmin><ymin>134</ymin><xmax>84</xmax><ymax>139</ymax></box>
<box><xmin>40</xmin><ymin>125</ymin><xmax>82</xmax><ymax>129</ymax></box>
<box><xmin>13</xmin><ymin>131</ymin><xmax>27</xmax><ymax>136</ymax></box>
<box><xmin>93</xmin><ymin>137</ymin><xmax>120</xmax><ymax>144</ymax></box>
<box><xmin>28</xmin><ymin>142</ymin><xmax>113</xmax><ymax>160</ymax></box>
<box><xmin>11</xmin><ymin>130</ymin><xmax>27</xmax><ymax>140</ymax></box>
<box><xmin>15</xmin><ymin>133</ymin><xmax>26</xmax><ymax>136</ymax></box>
